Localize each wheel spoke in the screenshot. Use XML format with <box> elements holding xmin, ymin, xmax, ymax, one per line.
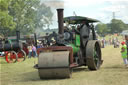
<box><xmin>93</xmin><ymin>48</ymin><xmax>99</xmax><ymax>65</ymax></box>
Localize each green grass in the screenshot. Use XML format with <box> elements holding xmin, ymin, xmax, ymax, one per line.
<box><xmin>1</xmin><ymin>45</ymin><xmax>128</xmax><ymax>85</ymax></box>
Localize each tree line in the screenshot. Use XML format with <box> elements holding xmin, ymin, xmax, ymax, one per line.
<box><xmin>95</xmin><ymin>19</ymin><xmax>128</xmax><ymax>36</ymax></box>
<box><xmin>0</xmin><ymin>0</ymin><xmax>53</xmax><ymax>36</ymax></box>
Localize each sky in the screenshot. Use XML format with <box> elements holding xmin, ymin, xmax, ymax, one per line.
<box><xmin>42</xmin><ymin>0</ymin><xmax>128</xmax><ymax>29</ymax></box>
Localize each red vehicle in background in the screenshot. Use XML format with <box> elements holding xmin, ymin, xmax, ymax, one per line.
<box><xmin>0</xmin><ymin>31</ymin><xmax>26</xmax><ymax>63</ymax></box>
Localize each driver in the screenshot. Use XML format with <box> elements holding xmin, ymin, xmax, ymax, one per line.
<box><xmin>77</xmin><ymin>25</ymin><xmax>80</xmax><ymax>31</ymax></box>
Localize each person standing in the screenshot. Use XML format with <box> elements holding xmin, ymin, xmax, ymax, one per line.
<box><xmin>125</xmin><ymin>35</ymin><xmax>128</xmax><ymax>58</ymax></box>
<box><xmin>32</xmin><ymin>45</ymin><xmax>37</xmax><ymax>57</ymax></box>
<box><xmin>27</xmin><ymin>44</ymin><xmax>32</xmax><ymax>58</ymax></box>
<box><xmin>121</xmin><ymin>41</ymin><xmax>128</xmax><ymax>67</ymax></box>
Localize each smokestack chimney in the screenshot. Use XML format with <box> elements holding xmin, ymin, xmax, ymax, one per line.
<box><xmin>57</xmin><ymin>9</ymin><xmax>64</xmax><ymax>35</ymax></box>
<box><xmin>34</xmin><ymin>33</ymin><xmax>37</xmax><ymax>48</ymax></box>
<box><xmin>16</xmin><ymin>30</ymin><xmax>20</xmax><ymax>43</ymax></box>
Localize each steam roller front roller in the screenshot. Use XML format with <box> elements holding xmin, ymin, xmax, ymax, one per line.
<box><xmin>86</xmin><ymin>40</ymin><xmax>102</xmax><ymax>70</ymax></box>
<box><xmin>38</xmin><ymin>51</ymin><xmax>72</xmax><ymax>79</ymax></box>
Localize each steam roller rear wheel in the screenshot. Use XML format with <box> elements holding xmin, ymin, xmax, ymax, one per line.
<box><xmin>17</xmin><ymin>50</ymin><xmax>26</xmax><ymax>62</ymax></box>
<box><xmin>86</xmin><ymin>40</ymin><xmax>102</xmax><ymax>70</ymax></box>
<box><xmin>38</xmin><ymin>51</ymin><xmax>72</xmax><ymax>79</ymax></box>
<box><xmin>5</xmin><ymin>51</ymin><xmax>18</xmax><ymax>63</ymax></box>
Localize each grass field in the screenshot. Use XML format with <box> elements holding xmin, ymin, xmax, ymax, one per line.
<box><xmin>0</xmin><ymin>45</ymin><xmax>128</xmax><ymax>85</ymax></box>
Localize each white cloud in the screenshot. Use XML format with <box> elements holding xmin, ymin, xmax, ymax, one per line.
<box><xmin>63</xmin><ymin>0</ymin><xmax>128</xmax><ymax>7</ymax></box>
<box><xmin>41</xmin><ymin>0</ymin><xmax>128</xmax><ymax>28</ymax></box>
<box><xmin>100</xmin><ymin>1</ymin><xmax>128</xmax><ymax>23</ymax></box>
<box><xmin>63</xmin><ymin>0</ymin><xmax>128</xmax><ymax>23</ymax></box>
<box><xmin>64</xmin><ymin>0</ymin><xmax>104</xmax><ymax>8</ymax></box>
<box><xmin>101</xmin><ymin>5</ymin><xmax>125</xmax><ymax>12</ymax></box>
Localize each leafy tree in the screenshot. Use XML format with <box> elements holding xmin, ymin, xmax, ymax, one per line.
<box><xmin>9</xmin><ymin>0</ymin><xmax>39</xmax><ymax>34</ymax></box>
<box><xmin>95</xmin><ymin>23</ymin><xmax>108</xmax><ymax>36</ymax></box>
<box><xmin>35</xmin><ymin>3</ymin><xmax>53</xmax><ymax>30</ymax></box>
<box><xmin>8</xmin><ymin>0</ymin><xmax>53</xmax><ymax>35</ymax></box>
<box><xmin>96</xmin><ymin>19</ymin><xmax>128</xmax><ymax>36</ymax></box>
<box><xmin>0</xmin><ymin>0</ymin><xmax>16</xmax><ymax>30</ymax></box>
<box><xmin>109</xmin><ymin>19</ymin><xmax>127</xmax><ymax>33</ymax></box>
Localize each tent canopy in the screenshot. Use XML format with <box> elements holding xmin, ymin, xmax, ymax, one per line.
<box><xmin>64</xmin><ymin>16</ymin><xmax>99</xmax><ymax>24</ymax></box>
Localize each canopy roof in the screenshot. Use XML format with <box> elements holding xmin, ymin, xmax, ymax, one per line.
<box><xmin>64</xmin><ymin>16</ymin><xmax>99</xmax><ymax>24</ymax></box>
